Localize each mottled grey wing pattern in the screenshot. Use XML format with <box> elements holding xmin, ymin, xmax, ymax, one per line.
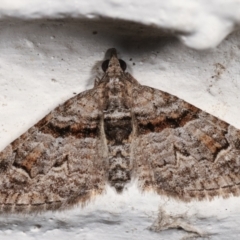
<box><xmin>0</xmin><ymin>88</ymin><xmax>106</xmax><ymax>213</ymax></box>
<box><xmin>1</xmin><ymin>49</ymin><xmax>240</xmax><ymax>214</ymax></box>
<box><xmin>132</xmin><ymin>82</ymin><xmax>240</xmax><ymax>201</ymax></box>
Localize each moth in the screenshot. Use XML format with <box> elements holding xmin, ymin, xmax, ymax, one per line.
<box><xmin>0</xmin><ymin>48</ymin><xmax>240</xmax><ymax>213</ymax></box>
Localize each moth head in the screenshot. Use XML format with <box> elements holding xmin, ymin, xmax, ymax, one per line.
<box><xmin>102</xmin><ymin>49</ymin><xmax>127</xmax><ymax>76</ymax></box>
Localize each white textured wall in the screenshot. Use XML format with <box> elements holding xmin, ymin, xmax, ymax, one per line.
<box><xmin>0</xmin><ymin>1</ymin><xmax>240</xmax><ymax>239</ymax></box>
<box><xmin>0</xmin><ymin>0</ymin><xmax>240</xmax><ymax>49</ymax></box>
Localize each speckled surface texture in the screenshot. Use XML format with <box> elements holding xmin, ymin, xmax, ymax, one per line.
<box><xmin>0</xmin><ymin>1</ymin><xmax>240</xmax><ymax>239</ymax></box>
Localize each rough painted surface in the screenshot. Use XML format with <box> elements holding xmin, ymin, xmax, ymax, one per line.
<box><xmin>0</xmin><ymin>0</ymin><xmax>240</xmax><ymax>49</ymax></box>
<box><xmin>0</xmin><ymin>10</ymin><xmax>240</xmax><ymax>240</ymax></box>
